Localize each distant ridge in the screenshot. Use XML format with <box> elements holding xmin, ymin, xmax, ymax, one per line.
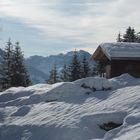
<box><xmin>25</xmin><ymin>50</ymin><xmax>94</xmax><ymax>84</ymax></box>
<box><xmin>0</xmin><ymin>49</ymin><xmax>95</xmax><ymax>84</ymax></box>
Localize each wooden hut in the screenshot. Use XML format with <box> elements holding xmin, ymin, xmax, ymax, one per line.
<box><xmin>92</xmin><ymin>42</ymin><xmax>140</xmax><ymax>78</ymax></box>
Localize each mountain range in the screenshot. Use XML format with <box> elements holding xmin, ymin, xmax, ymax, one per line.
<box><xmin>26</xmin><ymin>50</ymin><xmax>94</xmax><ymax>84</ymax></box>
<box><xmin>0</xmin><ymin>49</ymin><xmax>95</xmax><ymax>84</ymax></box>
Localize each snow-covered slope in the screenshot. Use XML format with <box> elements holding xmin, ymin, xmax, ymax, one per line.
<box><xmin>0</xmin><ymin>74</ymin><xmax>140</xmax><ymax>140</ymax></box>
<box><xmin>25</xmin><ymin>50</ymin><xmax>94</xmax><ymax>84</ymax></box>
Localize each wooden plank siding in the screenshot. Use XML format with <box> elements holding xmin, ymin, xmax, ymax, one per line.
<box><xmin>110</xmin><ymin>60</ymin><xmax>140</xmax><ymax>78</ymax></box>
<box><xmin>92</xmin><ymin>45</ymin><xmax>140</xmax><ymax>78</ymax></box>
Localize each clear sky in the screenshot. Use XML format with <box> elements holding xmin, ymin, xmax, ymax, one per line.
<box><xmin>0</xmin><ymin>0</ymin><xmax>140</xmax><ymax>57</ymax></box>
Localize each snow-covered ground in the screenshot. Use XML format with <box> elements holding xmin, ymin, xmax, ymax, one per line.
<box><xmin>0</xmin><ymin>74</ymin><xmax>140</xmax><ymax>140</ymax></box>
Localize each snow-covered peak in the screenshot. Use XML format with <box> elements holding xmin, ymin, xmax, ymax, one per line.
<box><xmin>26</xmin><ymin>50</ymin><xmax>94</xmax><ymax>84</ymax></box>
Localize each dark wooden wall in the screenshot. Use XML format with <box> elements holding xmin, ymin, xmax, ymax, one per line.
<box><xmin>108</xmin><ymin>60</ymin><xmax>140</xmax><ymax>78</ymax></box>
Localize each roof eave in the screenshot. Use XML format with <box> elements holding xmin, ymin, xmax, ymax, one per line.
<box><xmin>100</xmin><ymin>46</ymin><xmax>111</xmax><ymax>60</ymax></box>
<box><xmin>111</xmin><ymin>57</ymin><xmax>140</xmax><ymax>60</ymax></box>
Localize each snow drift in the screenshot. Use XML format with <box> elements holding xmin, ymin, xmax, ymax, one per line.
<box><xmin>0</xmin><ymin>74</ymin><xmax>140</xmax><ymax>140</ymax></box>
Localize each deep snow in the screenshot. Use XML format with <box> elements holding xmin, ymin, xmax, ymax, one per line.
<box><xmin>100</xmin><ymin>42</ymin><xmax>140</xmax><ymax>59</ymax></box>
<box><xmin>0</xmin><ymin>74</ymin><xmax>140</xmax><ymax>140</ymax></box>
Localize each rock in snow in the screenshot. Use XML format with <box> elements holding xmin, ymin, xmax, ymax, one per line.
<box><xmin>0</xmin><ymin>74</ymin><xmax>140</xmax><ymax>140</ymax></box>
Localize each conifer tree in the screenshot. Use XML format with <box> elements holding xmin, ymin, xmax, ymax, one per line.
<box><xmin>11</xmin><ymin>42</ymin><xmax>31</xmax><ymax>87</ymax></box>
<box><xmin>47</xmin><ymin>64</ymin><xmax>59</xmax><ymax>84</ymax></box>
<box><xmin>117</xmin><ymin>32</ymin><xmax>122</xmax><ymax>42</ymax></box>
<box><xmin>123</xmin><ymin>26</ymin><xmax>137</xmax><ymax>42</ymax></box>
<box><xmin>68</xmin><ymin>51</ymin><xmax>82</xmax><ymax>81</ymax></box>
<box><xmin>81</xmin><ymin>56</ymin><xmax>90</xmax><ymax>78</ymax></box>
<box><xmin>0</xmin><ymin>40</ymin><xmax>31</xmax><ymax>90</ymax></box>
<box><xmin>60</xmin><ymin>64</ymin><xmax>68</xmax><ymax>82</ymax></box>
<box><xmin>0</xmin><ymin>39</ymin><xmax>13</xmax><ymax>90</ymax></box>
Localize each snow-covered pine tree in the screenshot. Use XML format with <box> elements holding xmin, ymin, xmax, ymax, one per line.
<box><xmin>81</xmin><ymin>56</ymin><xmax>90</xmax><ymax>78</ymax></box>
<box><xmin>68</xmin><ymin>51</ymin><xmax>82</xmax><ymax>81</ymax></box>
<box><xmin>11</xmin><ymin>42</ymin><xmax>31</xmax><ymax>87</ymax></box>
<box><xmin>117</xmin><ymin>32</ymin><xmax>122</xmax><ymax>42</ymax></box>
<box><xmin>47</xmin><ymin>64</ymin><xmax>59</xmax><ymax>84</ymax></box>
<box><xmin>60</xmin><ymin>64</ymin><xmax>69</xmax><ymax>82</ymax></box>
<box><xmin>0</xmin><ymin>39</ymin><xmax>13</xmax><ymax>90</ymax></box>
<box><xmin>123</xmin><ymin>26</ymin><xmax>137</xmax><ymax>42</ymax></box>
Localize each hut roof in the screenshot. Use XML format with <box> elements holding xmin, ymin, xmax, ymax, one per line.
<box><xmin>93</xmin><ymin>42</ymin><xmax>140</xmax><ymax>60</ymax></box>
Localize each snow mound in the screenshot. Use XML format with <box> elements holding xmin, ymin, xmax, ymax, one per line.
<box><xmin>104</xmin><ymin>112</ymin><xmax>140</xmax><ymax>140</ymax></box>
<box><xmin>11</xmin><ymin>106</ymin><xmax>30</xmax><ymax>116</ymax></box>
<box><xmin>78</xmin><ymin>111</ymin><xmax>127</xmax><ymax>138</ymax></box>
<box><xmin>109</xmin><ymin>73</ymin><xmax>136</xmax><ymax>89</ymax></box>
<box><xmin>87</xmin><ymin>111</ymin><xmax>127</xmax><ymax>125</ymax></box>
<box><xmin>43</xmin><ymin>82</ymin><xmax>90</xmax><ymax>102</ymax></box>
<box><xmin>124</xmin><ymin>113</ymin><xmax>140</xmax><ymax>125</ymax></box>
<box><xmin>0</xmin><ymin>74</ymin><xmax>140</xmax><ymax>140</ymax></box>
<box><xmin>74</xmin><ymin>77</ymin><xmax>112</xmax><ymax>90</ymax></box>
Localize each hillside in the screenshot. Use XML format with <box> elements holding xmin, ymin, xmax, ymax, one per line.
<box><xmin>26</xmin><ymin>50</ymin><xmax>94</xmax><ymax>84</ymax></box>
<box><xmin>0</xmin><ymin>49</ymin><xmax>95</xmax><ymax>84</ymax></box>
<box><xmin>0</xmin><ymin>74</ymin><xmax>139</xmax><ymax>140</ymax></box>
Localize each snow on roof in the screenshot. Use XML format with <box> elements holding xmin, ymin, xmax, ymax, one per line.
<box><xmin>100</xmin><ymin>42</ymin><xmax>140</xmax><ymax>60</ymax></box>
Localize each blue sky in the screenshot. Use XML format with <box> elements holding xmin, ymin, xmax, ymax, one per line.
<box><xmin>0</xmin><ymin>0</ymin><xmax>140</xmax><ymax>57</ymax></box>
